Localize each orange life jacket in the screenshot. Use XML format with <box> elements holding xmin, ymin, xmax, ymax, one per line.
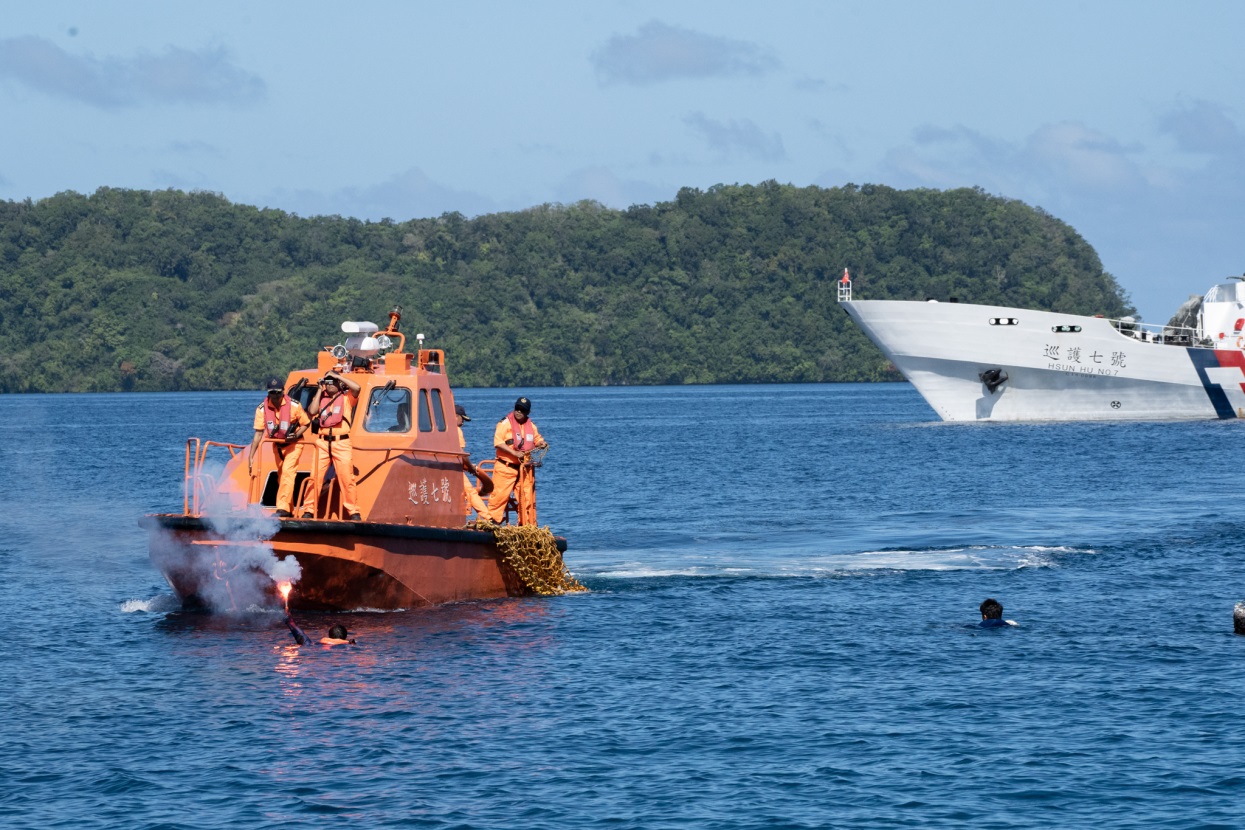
<box><xmin>263</xmin><ymin>397</ymin><xmax>293</xmax><ymax>438</ymax></box>
<box><xmin>320</xmin><ymin>392</ymin><xmax>351</xmax><ymax>429</ymax></box>
<box><xmin>506</xmin><ymin>412</ymin><xmax>538</xmax><ymax>453</ymax></box>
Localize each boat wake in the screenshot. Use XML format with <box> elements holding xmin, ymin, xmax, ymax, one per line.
<box><xmin>121</xmin><ymin>595</ymin><xmax>184</xmax><ymax>613</ymax></box>
<box><xmin>580</xmin><ymin>545</ymin><xmax>1091</xmax><ymax>580</ymax></box>
<box><xmin>797</xmin><ymin>544</ymin><xmax>1087</xmax><ymax>572</ymax></box>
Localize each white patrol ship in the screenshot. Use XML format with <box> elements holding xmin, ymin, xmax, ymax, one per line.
<box><xmin>837</xmin><ymin>272</ymin><xmax>1245</xmax><ymax>422</ymax></box>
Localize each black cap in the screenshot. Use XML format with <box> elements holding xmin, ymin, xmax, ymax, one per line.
<box><xmin>514</xmin><ymin>396</ymin><xmax>531</xmax><ymax>414</ymax></box>
<box><xmin>265</xmin><ymin>377</ymin><xmax>283</xmax><ymax>392</ymax></box>
<box><xmin>454</xmin><ymin>403</ymin><xmax>470</xmax><ymax>421</ymax></box>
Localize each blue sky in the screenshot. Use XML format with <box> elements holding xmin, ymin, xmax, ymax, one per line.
<box><xmin>2</xmin><ymin>1</ymin><xmax>1244</xmax><ymax>323</ymax></box>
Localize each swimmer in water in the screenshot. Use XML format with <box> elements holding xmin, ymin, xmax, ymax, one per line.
<box><xmin>978</xmin><ymin>597</ymin><xmax>1017</xmax><ymax>628</ymax></box>
<box><xmin>320</xmin><ymin>624</ymin><xmax>356</xmax><ymax>645</ymax></box>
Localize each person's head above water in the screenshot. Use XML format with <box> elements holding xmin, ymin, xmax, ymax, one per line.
<box><xmin>328</xmin><ymin>624</ymin><xmax>348</xmax><ymax>640</ymax></box>
<box><xmin>980</xmin><ymin>598</ymin><xmax>1004</xmax><ymax>620</ymax></box>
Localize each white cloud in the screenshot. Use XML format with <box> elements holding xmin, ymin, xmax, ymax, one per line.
<box><xmin>267</xmin><ymin>168</ymin><xmax>498</xmax><ymax>221</ymax></box>
<box><xmin>1021</xmin><ymin>122</ymin><xmax>1145</xmax><ymax>193</ymax></box>
<box><xmin>792</xmin><ymin>75</ymin><xmax>844</xmax><ymax>94</ymax></box>
<box><xmin>591</xmin><ymin>20</ymin><xmax>778</xmax><ymax>86</ymax></box>
<box><xmin>553</xmin><ymin>166</ymin><xmax>671</xmax><ymax>209</ymax></box>
<box><xmin>1157</xmin><ymin>98</ymin><xmax>1244</xmax><ymax>155</ymax></box>
<box><xmin>879</xmin><ymin>121</ymin><xmax>1147</xmax><ymax>198</ymax></box>
<box><xmin>166</xmin><ymin>140</ymin><xmax>224</xmax><ymax>158</ymax></box>
<box><xmin>0</xmin><ymin>36</ymin><xmax>264</xmax><ymax>108</ymax></box>
<box><xmin>684</xmin><ymin>112</ymin><xmax>786</xmax><ymax>161</ymax></box>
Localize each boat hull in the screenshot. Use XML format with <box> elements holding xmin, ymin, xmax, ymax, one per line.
<box><xmin>141</xmin><ymin>515</ymin><xmax>561</xmax><ymax>611</ymax></box>
<box><xmin>842</xmin><ymin>299</ymin><xmax>1245</xmax><ymax>422</ymax></box>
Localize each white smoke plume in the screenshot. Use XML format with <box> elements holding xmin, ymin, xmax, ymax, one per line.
<box><xmin>191</xmin><ymin>503</ymin><xmax>302</xmax><ymax>614</ymax></box>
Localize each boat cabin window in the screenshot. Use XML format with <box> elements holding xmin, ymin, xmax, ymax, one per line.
<box><xmin>430</xmin><ymin>389</ymin><xmax>447</xmax><ymax>431</ymax></box>
<box><xmin>418</xmin><ymin>389</ymin><xmax>433</xmax><ymax>432</ymax></box>
<box><xmin>295</xmin><ymin>383</ymin><xmax>315</xmax><ymax>412</ymax></box>
<box><xmin>363</xmin><ymin>387</ymin><xmax>413</xmax><ymax>433</ymax></box>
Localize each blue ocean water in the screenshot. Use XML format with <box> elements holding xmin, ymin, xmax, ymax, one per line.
<box><xmin>2</xmin><ymin>383</ymin><xmax>1245</xmax><ymax>829</ymax></box>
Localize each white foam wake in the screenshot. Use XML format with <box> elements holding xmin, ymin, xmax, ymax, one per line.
<box><xmin>121</xmin><ymin>595</ymin><xmax>182</xmax><ymax>613</ymax></box>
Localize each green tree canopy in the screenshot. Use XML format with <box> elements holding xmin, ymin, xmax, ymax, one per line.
<box><xmin>0</xmin><ymin>183</ymin><xmax>1131</xmax><ymax>392</ymax></box>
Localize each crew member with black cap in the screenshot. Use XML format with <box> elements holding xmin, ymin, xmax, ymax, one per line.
<box><xmin>455</xmin><ymin>403</ymin><xmax>489</xmax><ymax>518</ymax></box>
<box><xmin>248</xmin><ymin>377</ymin><xmax>311</xmax><ymax>517</ymax></box>
<box><xmin>486</xmin><ymin>396</ymin><xmax>547</xmax><ymax>524</ymax></box>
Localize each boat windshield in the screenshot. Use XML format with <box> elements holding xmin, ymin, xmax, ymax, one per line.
<box><xmin>363</xmin><ymin>387</ymin><xmax>413</xmax><ymax>433</ymax></box>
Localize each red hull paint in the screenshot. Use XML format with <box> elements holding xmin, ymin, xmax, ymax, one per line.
<box><xmin>143</xmin><ymin>515</ymin><xmax>546</xmax><ymax>611</ymax></box>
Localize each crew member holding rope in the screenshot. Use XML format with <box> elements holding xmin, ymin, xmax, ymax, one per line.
<box><xmin>455</xmin><ymin>403</ymin><xmax>491</xmax><ymax>519</ymax></box>
<box><xmin>303</xmin><ymin>370</ymin><xmax>363</xmax><ymax>520</ymax></box>
<box><xmin>486</xmin><ymin>396</ymin><xmax>547</xmax><ymax>525</ymax></box>
<box><xmin>248</xmin><ymin>377</ymin><xmax>311</xmax><ymax>517</ymax></box>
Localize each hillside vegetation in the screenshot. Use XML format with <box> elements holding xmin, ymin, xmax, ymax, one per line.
<box><xmin>0</xmin><ymin>182</ymin><xmax>1131</xmax><ymax>392</ymax></box>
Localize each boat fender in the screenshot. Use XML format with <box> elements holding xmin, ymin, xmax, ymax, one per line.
<box><xmin>979</xmin><ymin>368</ymin><xmax>1008</xmax><ymax>394</ymax></box>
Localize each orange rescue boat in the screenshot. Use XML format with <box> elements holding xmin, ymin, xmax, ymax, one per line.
<box><xmin>140</xmin><ymin>307</ymin><xmax>569</xmax><ymax>611</ymax></box>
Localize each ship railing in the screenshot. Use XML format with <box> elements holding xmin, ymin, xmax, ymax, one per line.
<box><xmin>183</xmin><ymin>438</ymin><xmax>248</xmax><ymax>515</ymax></box>
<box><xmin>1110</xmin><ymin>318</ymin><xmax>1205</xmax><ymax>347</ymax></box>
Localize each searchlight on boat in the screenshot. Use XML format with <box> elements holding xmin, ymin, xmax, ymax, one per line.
<box><xmin>342</xmin><ymin>321</ymin><xmax>382</xmax><ymax>358</ymax></box>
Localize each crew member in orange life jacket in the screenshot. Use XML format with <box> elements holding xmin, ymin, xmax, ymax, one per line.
<box><xmin>486</xmin><ymin>396</ymin><xmax>547</xmax><ymax>524</ymax></box>
<box><xmin>304</xmin><ymin>370</ymin><xmax>363</xmax><ymax>520</ymax></box>
<box><xmin>248</xmin><ymin>377</ymin><xmax>311</xmax><ymax>517</ymax></box>
<box><xmin>455</xmin><ymin>403</ymin><xmax>489</xmax><ymax>518</ymax></box>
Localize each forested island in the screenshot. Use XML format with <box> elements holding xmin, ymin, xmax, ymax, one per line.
<box><xmin>0</xmin><ymin>182</ymin><xmax>1132</xmax><ymax>392</ymax></box>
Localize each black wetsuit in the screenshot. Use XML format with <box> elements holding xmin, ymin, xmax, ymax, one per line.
<box><xmin>285</xmin><ymin>614</ymin><xmax>309</xmax><ymax>645</ymax></box>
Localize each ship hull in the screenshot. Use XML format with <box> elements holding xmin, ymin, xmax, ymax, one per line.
<box><xmin>842</xmin><ymin>299</ymin><xmax>1245</xmax><ymax>422</ymax></box>
<box><xmin>141</xmin><ymin>515</ymin><xmax>564</xmax><ymax>611</ymax></box>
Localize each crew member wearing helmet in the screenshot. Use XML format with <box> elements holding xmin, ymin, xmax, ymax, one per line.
<box><xmin>248</xmin><ymin>377</ymin><xmax>311</xmax><ymax>517</ymax></box>
<box><xmin>303</xmin><ymin>370</ymin><xmax>363</xmax><ymax>520</ymax></box>
<box><xmin>486</xmin><ymin>396</ymin><xmax>547</xmax><ymax>524</ymax></box>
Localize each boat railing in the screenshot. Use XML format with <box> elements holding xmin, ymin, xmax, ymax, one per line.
<box><xmin>183</xmin><ymin>438</ymin><xmax>248</xmax><ymax>515</ymax></box>
<box><xmin>1110</xmin><ymin>318</ymin><xmax>1207</xmax><ymax>347</ymax></box>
